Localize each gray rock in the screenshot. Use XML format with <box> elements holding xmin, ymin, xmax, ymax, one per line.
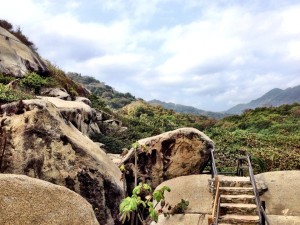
<box><xmin>0</xmin><ymin>27</ymin><xmax>48</xmax><ymax>77</ymax></box>
<box><xmin>40</xmin><ymin>88</ymin><xmax>71</xmax><ymax>100</ymax></box>
<box><xmin>122</xmin><ymin>128</ymin><xmax>214</xmax><ymax>190</ymax></box>
<box><xmin>0</xmin><ymin>174</ymin><xmax>99</xmax><ymax>225</ymax></box>
<box><xmin>0</xmin><ymin>99</ymin><xmax>124</xmax><ymax>225</ymax></box>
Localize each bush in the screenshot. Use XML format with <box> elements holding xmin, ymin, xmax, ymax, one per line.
<box><xmin>20</xmin><ymin>72</ymin><xmax>50</xmax><ymax>94</ymax></box>
<box><xmin>0</xmin><ymin>83</ymin><xmax>32</xmax><ymax>104</ymax></box>
<box><xmin>0</xmin><ymin>74</ymin><xmax>15</xmax><ymax>85</ymax></box>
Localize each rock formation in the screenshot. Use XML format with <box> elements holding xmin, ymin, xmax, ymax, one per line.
<box><xmin>255</xmin><ymin>170</ymin><xmax>300</xmax><ymax>225</ymax></box>
<box><xmin>0</xmin><ymin>99</ymin><xmax>124</xmax><ymax>225</ymax></box>
<box><xmin>151</xmin><ymin>174</ymin><xmax>212</xmax><ymax>225</ymax></box>
<box><xmin>122</xmin><ymin>128</ymin><xmax>214</xmax><ymax>191</ymax></box>
<box><xmin>0</xmin><ymin>174</ymin><xmax>99</xmax><ymax>225</ymax></box>
<box><xmin>0</xmin><ymin>27</ymin><xmax>48</xmax><ymax>77</ymax></box>
<box><xmin>39</xmin><ymin>97</ymin><xmax>101</xmax><ymax>136</ymax></box>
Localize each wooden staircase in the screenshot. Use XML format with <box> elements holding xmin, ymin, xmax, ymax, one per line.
<box><xmin>217</xmin><ymin>176</ymin><xmax>260</xmax><ymax>225</ymax></box>
<box><xmin>207</xmin><ymin>148</ymin><xmax>270</xmax><ymax>225</ymax></box>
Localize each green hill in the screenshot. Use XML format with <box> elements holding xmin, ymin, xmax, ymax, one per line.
<box><xmin>206</xmin><ymin>103</ymin><xmax>300</xmax><ymax>172</ymax></box>
<box><xmin>67</xmin><ymin>72</ymin><xmax>136</xmax><ymax>109</ymax></box>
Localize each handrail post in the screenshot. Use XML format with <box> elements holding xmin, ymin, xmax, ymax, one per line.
<box><xmin>261</xmin><ymin>201</ymin><xmax>266</xmax><ymax>225</ymax></box>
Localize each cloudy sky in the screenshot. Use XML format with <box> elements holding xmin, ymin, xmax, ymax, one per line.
<box><xmin>1</xmin><ymin>0</ymin><xmax>300</xmax><ymax>111</ymax></box>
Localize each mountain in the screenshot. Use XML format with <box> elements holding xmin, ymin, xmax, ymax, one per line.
<box><xmin>226</xmin><ymin>85</ymin><xmax>300</xmax><ymax>114</ymax></box>
<box><xmin>148</xmin><ymin>99</ymin><xmax>228</xmax><ymax>119</ymax></box>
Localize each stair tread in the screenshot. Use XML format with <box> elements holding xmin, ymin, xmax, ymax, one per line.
<box><xmin>219</xmin><ymin>176</ymin><xmax>251</xmax><ymax>182</ymax></box>
<box><xmin>220</xmin><ymin>203</ymin><xmax>257</xmax><ymax>208</ymax></box>
<box><xmin>219</xmin><ymin>187</ymin><xmax>253</xmax><ymax>191</ymax></box>
<box><xmin>220</xmin><ymin>214</ymin><xmax>259</xmax><ymax>220</ymax></box>
<box><xmin>221</xmin><ymin>194</ymin><xmax>255</xmax><ymax>198</ymax></box>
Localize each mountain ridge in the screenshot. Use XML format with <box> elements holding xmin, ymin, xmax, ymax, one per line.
<box><xmin>148</xmin><ymin>99</ymin><xmax>228</xmax><ymax>119</ymax></box>
<box><xmin>225</xmin><ymin>85</ymin><xmax>300</xmax><ymax>114</ymax></box>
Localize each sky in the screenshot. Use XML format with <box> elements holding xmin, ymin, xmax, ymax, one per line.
<box><xmin>1</xmin><ymin>0</ymin><xmax>300</xmax><ymax>112</ymax></box>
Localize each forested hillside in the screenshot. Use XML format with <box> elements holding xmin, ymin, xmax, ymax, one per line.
<box><xmin>205</xmin><ymin>104</ymin><xmax>300</xmax><ymax>172</ymax></box>
<box><xmin>67</xmin><ymin>72</ymin><xmax>136</xmax><ymax>109</ymax></box>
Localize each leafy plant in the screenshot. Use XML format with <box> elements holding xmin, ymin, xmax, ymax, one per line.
<box><xmin>119</xmin><ymin>182</ymin><xmax>172</xmax><ymax>224</ymax></box>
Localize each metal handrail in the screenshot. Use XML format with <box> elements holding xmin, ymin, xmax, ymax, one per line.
<box><xmin>246</xmin><ymin>154</ymin><xmax>270</xmax><ymax>225</ymax></box>
<box><xmin>210</xmin><ymin>148</ymin><xmax>218</xmax><ymax>178</ymax></box>
<box><xmin>208</xmin><ymin>148</ymin><xmax>220</xmax><ymax>225</ymax></box>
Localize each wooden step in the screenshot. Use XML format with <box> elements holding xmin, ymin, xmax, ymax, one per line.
<box><xmin>219</xmin><ymin>214</ymin><xmax>260</xmax><ymax>225</ymax></box>
<box><xmin>219</xmin><ymin>187</ymin><xmax>254</xmax><ymax>195</ymax></box>
<box><xmin>220</xmin><ymin>194</ymin><xmax>256</xmax><ymax>204</ymax></box>
<box><xmin>220</xmin><ymin>203</ymin><xmax>258</xmax><ymax>216</ymax></box>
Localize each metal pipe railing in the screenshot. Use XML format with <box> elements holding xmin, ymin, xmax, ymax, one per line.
<box><xmin>246</xmin><ymin>154</ymin><xmax>270</xmax><ymax>225</ymax></box>
<box><xmin>208</xmin><ymin>148</ymin><xmax>220</xmax><ymax>225</ymax></box>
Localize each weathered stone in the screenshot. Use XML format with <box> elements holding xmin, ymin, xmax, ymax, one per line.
<box><xmin>0</xmin><ymin>99</ymin><xmax>124</xmax><ymax>225</ymax></box>
<box><xmin>152</xmin><ymin>175</ymin><xmax>211</xmax><ymax>225</ymax></box>
<box><xmin>39</xmin><ymin>97</ymin><xmax>101</xmax><ymax>136</ymax></box>
<box><xmin>75</xmin><ymin>96</ymin><xmax>92</xmax><ymax>106</ymax></box>
<box><xmin>40</xmin><ymin>88</ymin><xmax>71</xmax><ymax>100</ymax></box>
<box><xmin>0</xmin><ymin>174</ymin><xmax>99</xmax><ymax>225</ymax></box>
<box><xmin>155</xmin><ymin>175</ymin><xmax>213</xmax><ymax>214</ymax></box>
<box><xmin>0</xmin><ymin>27</ymin><xmax>48</xmax><ymax>77</ymax></box>
<box><xmin>255</xmin><ymin>170</ymin><xmax>300</xmax><ymax>219</ymax></box>
<box><xmin>122</xmin><ymin>128</ymin><xmax>214</xmax><ymax>190</ymax></box>
<box><xmin>151</xmin><ymin>214</ymin><xmax>209</xmax><ymax>225</ymax></box>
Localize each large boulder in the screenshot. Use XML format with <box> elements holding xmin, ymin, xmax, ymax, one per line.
<box><xmin>0</xmin><ymin>174</ymin><xmax>99</xmax><ymax>225</ymax></box>
<box><xmin>0</xmin><ymin>99</ymin><xmax>124</xmax><ymax>225</ymax></box>
<box><xmin>255</xmin><ymin>170</ymin><xmax>300</xmax><ymax>225</ymax></box>
<box><xmin>39</xmin><ymin>97</ymin><xmax>101</xmax><ymax>136</ymax></box>
<box><xmin>0</xmin><ymin>27</ymin><xmax>48</xmax><ymax>77</ymax></box>
<box><xmin>151</xmin><ymin>174</ymin><xmax>212</xmax><ymax>225</ymax></box>
<box><xmin>122</xmin><ymin>128</ymin><xmax>214</xmax><ymax>190</ymax></box>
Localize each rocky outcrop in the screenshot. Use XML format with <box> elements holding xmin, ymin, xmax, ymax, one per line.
<box><xmin>0</xmin><ymin>174</ymin><xmax>99</xmax><ymax>225</ymax></box>
<box><xmin>40</xmin><ymin>88</ymin><xmax>71</xmax><ymax>100</ymax></box>
<box><xmin>122</xmin><ymin>128</ymin><xmax>214</xmax><ymax>191</ymax></box>
<box><xmin>38</xmin><ymin>97</ymin><xmax>101</xmax><ymax>136</ymax></box>
<box><xmin>0</xmin><ymin>99</ymin><xmax>124</xmax><ymax>225</ymax></box>
<box><xmin>0</xmin><ymin>27</ymin><xmax>48</xmax><ymax>77</ymax></box>
<box><xmin>255</xmin><ymin>170</ymin><xmax>300</xmax><ymax>225</ymax></box>
<box><xmin>151</xmin><ymin>174</ymin><xmax>212</xmax><ymax>225</ymax></box>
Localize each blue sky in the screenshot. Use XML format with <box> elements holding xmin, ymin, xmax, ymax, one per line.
<box><xmin>1</xmin><ymin>0</ymin><xmax>300</xmax><ymax>111</ymax></box>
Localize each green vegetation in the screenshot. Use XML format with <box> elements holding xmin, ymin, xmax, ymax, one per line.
<box><xmin>205</xmin><ymin>104</ymin><xmax>300</xmax><ymax>173</ymax></box>
<box><xmin>47</xmin><ymin>63</ymin><xmax>88</xmax><ymax>98</ymax></box>
<box><xmin>20</xmin><ymin>72</ymin><xmax>52</xmax><ymax>94</ymax></box>
<box><xmin>0</xmin><ymin>74</ymin><xmax>14</xmax><ymax>85</ymax></box>
<box><xmin>91</xmin><ymin>100</ymin><xmax>215</xmax><ymax>153</ymax></box>
<box><xmin>119</xmin><ymin>183</ymin><xmax>171</xmax><ymax>223</ymax></box>
<box><xmin>0</xmin><ymin>83</ymin><xmax>32</xmax><ymax>104</ymax></box>
<box><xmin>67</xmin><ymin>72</ymin><xmax>136</xmax><ymax>109</ymax></box>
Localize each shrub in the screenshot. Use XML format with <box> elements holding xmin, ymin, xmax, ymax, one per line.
<box><xmin>0</xmin><ymin>74</ymin><xmax>15</xmax><ymax>85</ymax></box>
<box><xmin>20</xmin><ymin>72</ymin><xmax>50</xmax><ymax>94</ymax></box>
<box><xmin>0</xmin><ymin>83</ymin><xmax>32</xmax><ymax>104</ymax></box>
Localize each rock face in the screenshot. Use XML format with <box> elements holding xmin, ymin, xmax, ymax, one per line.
<box><xmin>0</xmin><ymin>99</ymin><xmax>124</xmax><ymax>225</ymax></box>
<box><xmin>255</xmin><ymin>170</ymin><xmax>300</xmax><ymax>225</ymax></box>
<box><xmin>0</xmin><ymin>174</ymin><xmax>99</xmax><ymax>225</ymax></box>
<box><xmin>122</xmin><ymin>128</ymin><xmax>214</xmax><ymax>190</ymax></box>
<box><xmin>0</xmin><ymin>27</ymin><xmax>48</xmax><ymax>77</ymax></box>
<box><xmin>151</xmin><ymin>174</ymin><xmax>212</xmax><ymax>225</ymax></box>
<box><xmin>39</xmin><ymin>97</ymin><xmax>101</xmax><ymax>136</ymax></box>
